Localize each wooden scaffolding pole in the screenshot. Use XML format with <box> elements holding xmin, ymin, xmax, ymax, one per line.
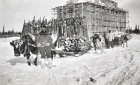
<box><xmin>95</xmin><ymin>4</ymin><xmax>97</xmax><ymax>32</ymax></box>
<box><xmin>62</xmin><ymin>6</ymin><xmax>64</xmax><ymax>36</ymax></box>
<box><xmin>82</xmin><ymin>2</ymin><xmax>83</xmax><ymax>19</ymax></box>
<box><xmin>73</xmin><ymin>3</ymin><xmax>75</xmax><ymax>17</ymax></box>
<box><xmin>62</xmin><ymin>6</ymin><xmax>64</xmax><ymax>20</ymax></box>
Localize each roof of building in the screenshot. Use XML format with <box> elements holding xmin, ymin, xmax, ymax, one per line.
<box><xmin>54</xmin><ymin>0</ymin><xmax>128</xmax><ymax>12</ymax></box>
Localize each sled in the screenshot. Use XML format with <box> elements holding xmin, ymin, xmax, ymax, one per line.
<box><xmin>52</xmin><ymin>49</ymin><xmax>75</xmax><ymax>57</ymax></box>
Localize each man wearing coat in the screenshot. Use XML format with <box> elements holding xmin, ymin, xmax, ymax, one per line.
<box><xmin>36</xmin><ymin>25</ymin><xmax>54</xmax><ymax>69</ymax></box>
<box><xmin>107</xmin><ymin>30</ymin><xmax>114</xmax><ymax>49</ymax></box>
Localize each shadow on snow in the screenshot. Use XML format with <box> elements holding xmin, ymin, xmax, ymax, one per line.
<box><xmin>7</xmin><ymin>57</ymin><xmax>27</xmax><ymax>66</ymax></box>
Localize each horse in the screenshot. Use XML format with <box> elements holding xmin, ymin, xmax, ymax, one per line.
<box><xmin>10</xmin><ymin>33</ymin><xmax>58</xmax><ymax>66</ymax></box>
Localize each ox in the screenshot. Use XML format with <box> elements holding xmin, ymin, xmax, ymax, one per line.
<box><xmin>90</xmin><ymin>34</ymin><xmax>105</xmax><ymax>53</ymax></box>
<box><xmin>10</xmin><ymin>33</ymin><xmax>57</xmax><ymax>66</ymax></box>
<box><xmin>113</xmin><ymin>33</ymin><xmax>132</xmax><ymax>47</ymax></box>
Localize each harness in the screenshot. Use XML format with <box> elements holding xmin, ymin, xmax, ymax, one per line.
<box><xmin>28</xmin><ymin>43</ymin><xmax>37</xmax><ymax>47</ymax></box>
<box><xmin>20</xmin><ymin>34</ymin><xmax>37</xmax><ymax>55</ymax></box>
<box><xmin>15</xmin><ymin>40</ymin><xmax>26</xmax><ymax>55</ymax></box>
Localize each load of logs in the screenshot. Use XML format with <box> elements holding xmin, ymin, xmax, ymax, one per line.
<box><xmin>55</xmin><ymin>35</ymin><xmax>92</xmax><ymax>57</ymax></box>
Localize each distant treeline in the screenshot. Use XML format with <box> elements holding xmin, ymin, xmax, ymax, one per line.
<box><xmin>126</xmin><ymin>25</ymin><xmax>140</xmax><ymax>34</ymax></box>
<box><xmin>0</xmin><ymin>31</ymin><xmax>21</xmax><ymax>38</ymax></box>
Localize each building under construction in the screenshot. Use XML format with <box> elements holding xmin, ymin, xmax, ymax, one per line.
<box><xmin>52</xmin><ymin>0</ymin><xmax>129</xmax><ymax>39</ymax></box>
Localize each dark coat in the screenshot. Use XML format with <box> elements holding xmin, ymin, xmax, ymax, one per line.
<box><xmin>36</xmin><ymin>30</ymin><xmax>53</xmax><ymax>47</ymax></box>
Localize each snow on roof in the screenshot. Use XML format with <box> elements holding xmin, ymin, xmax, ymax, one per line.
<box><xmin>77</xmin><ymin>0</ymin><xmax>95</xmax><ymax>3</ymax></box>
<box><xmin>77</xmin><ymin>0</ymin><xmax>105</xmax><ymax>6</ymax></box>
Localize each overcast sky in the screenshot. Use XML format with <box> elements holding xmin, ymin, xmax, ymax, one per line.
<box><xmin>0</xmin><ymin>0</ymin><xmax>140</xmax><ymax>32</ymax></box>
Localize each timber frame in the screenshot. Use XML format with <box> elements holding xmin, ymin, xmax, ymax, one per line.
<box><xmin>52</xmin><ymin>0</ymin><xmax>129</xmax><ymax>39</ymax></box>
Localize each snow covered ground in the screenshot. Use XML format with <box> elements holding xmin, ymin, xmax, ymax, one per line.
<box><xmin>0</xmin><ymin>35</ymin><xmax>140</xmax><ymax>85</ymax></box>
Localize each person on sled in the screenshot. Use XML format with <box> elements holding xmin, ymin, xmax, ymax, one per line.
<box><xmin>36</xmin><ymin>25</ymin><xmax>55</xmax><ymax>69</ymax></box>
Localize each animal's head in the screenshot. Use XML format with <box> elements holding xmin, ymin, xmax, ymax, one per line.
<box><xmin>93</xmin><ymin>34</ymin><xmax>99</xmax><ymax>38</ymax></box>
<box><xmin>120</xmin><ymin>33</ymin><xmax>132</xmax><ymax>40</ymax></box>
<box><xmin>10</xmin><ymin>39</ymin><xmax>25</xmax><ymax>57</ymax></box>
<box><xmin>125</xmin><ymin>34</ymin><xmax>132</xmax><ymax>40</ymax></box>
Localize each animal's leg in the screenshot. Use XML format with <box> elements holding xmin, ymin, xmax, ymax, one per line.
<box><xmin>122</xmin><ymin>41</ymin><xmax>125</xmax><ymax>47</ymax></box>
<box><xmin>95</xmin><ymin>47</ymin><xmax>96</xmax><ymax>51</ymax></box>
<box><xmin>51</xmin><ymin>51</ymin><xmax>56</xmax><ymax>60</ymax></box>
<box><xmin>33</xmin><ymin>57</ymin><xmax>37</xmax><ymax>66</ymax></box>
<box><xmin>121</xmin><ymin>42</ymin><xmax>123</xmax><ymax>47</ymax></box>
<box><xmin>122</xmin><ymin>43</ymin><xmax>125</xmax><ymax>47</ymax></box>
<box><xmin>126</xmin><ymin>42</ymin><xmax>128</xmax><ymax>47</ymax></box>
<box><xmin>123</xmin><ymin>43</ymin><xmax>126</xmax><ymax>47</ymax></box>
<box><xmin>120</xmin><ymin>41</ymin><xmax>124</xmax><ymax>47</ymax></box>
<box><xmin>26</xmin><ymin>53</ymin><xmax>31</xmax><ymax>66</ymax></box>
<box><xmin>94</xmin><ymin>43</ymin><xmax>97</xmax><ymax>51</ymax></box>
<box><xmin>118</xmin><ymin>40</ymin><xmax>121</xmax><ymax>46</ymax></box>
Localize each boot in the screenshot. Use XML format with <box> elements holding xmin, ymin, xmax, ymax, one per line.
<box><xmin>41</xmin><ymin>59</ymin><xmax>45</xmax><ymax>69</ymax></box>
<box><xmin>47</xmin><ymin>58</ymin><xmax>55</xmax><ymax>69</ymax></box>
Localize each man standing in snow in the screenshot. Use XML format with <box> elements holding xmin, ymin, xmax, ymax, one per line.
<box><xmin>107</xmin><ymin>30</ymin><xmax>114</xmax><ymax>49</ymax></box>
<box><xmin>36</xmin><ymin>25</ymin><xmax>54</xmax><ymax>69</ymax></box>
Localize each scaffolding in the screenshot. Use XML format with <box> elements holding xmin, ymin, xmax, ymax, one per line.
<box><xmin>52</xmin><ymin>0</ymin><xmax>129</xmax><ymax>39</ymax></box>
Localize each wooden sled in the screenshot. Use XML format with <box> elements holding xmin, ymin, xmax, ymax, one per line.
<box><xmin>52</xmin><ymin>49</ymin><xmax>75</xmax><ymax>57</ymax></box>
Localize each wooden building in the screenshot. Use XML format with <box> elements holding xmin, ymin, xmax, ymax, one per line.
<box><xmin>52</xmin><ymin>0</ymin><xmax>129</xmax><ymax>39</ymax></box>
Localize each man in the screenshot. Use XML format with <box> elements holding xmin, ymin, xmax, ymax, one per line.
<box><xmin>36</xmin><ymin>25</ymin><xmax>54</xmax><ymax>69</ymax></box>
<box><xmin>107</xmin><ymin>30</ymin><xmax>114</xmax><ymax>49</ymax></box>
